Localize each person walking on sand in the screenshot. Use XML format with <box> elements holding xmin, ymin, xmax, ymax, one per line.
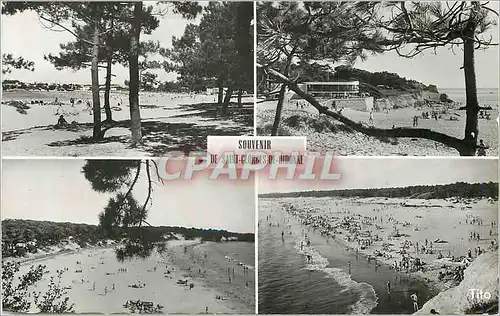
<box><xmin>387</xmin><ymin>281</ymin><xmax>391</xmax><ymax>294</ymax></box>
<box><xmin>477</xmin><ymin>140</ymin><xmax>487</xmax><ymax>156</ymax></box>
<box><xmin>206</xmin><ymin>306</ymin><xmax>208</xmax><ymax>314</ymax></box>
<box><xmin>411</xmin><ymin>293</ymin><xmax>419</xmax><ymax>312</ymax></box>
<box><xmin>92</xmin><ymin>282</ymin><xmax>96</xmax><ymax>291</ymax></box>
<box><xmin>348</xmin><ymin>261</ymin><xmax>352</xmax><ymax>274</ymax></box>
<box><xmin>368</xmin><ymin>110</ymin><xmax>374</xmax><ymax>125</ymax></box>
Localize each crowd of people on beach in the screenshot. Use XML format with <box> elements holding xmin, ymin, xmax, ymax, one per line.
<box><xmin>260</xmin><ymin>198</ymin><xmax>498</xmax><ymax>314</ymax></box>
<box><xmin>41</xmin><ymin>242</ymin><xmax>254</xmax><ymax>314</ymax></box>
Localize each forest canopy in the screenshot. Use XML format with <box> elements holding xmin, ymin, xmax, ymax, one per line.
<box><xmin>260</xmin><ymin>182</ymin><xmax>499</xmax><ymax>200</ymax></box>
<box><xmin>1</xmin><ymin>219</ymin><xmax>254</xmax><ymax>258</ymax></box>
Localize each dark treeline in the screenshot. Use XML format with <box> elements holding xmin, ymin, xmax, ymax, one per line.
<box><xmin>260</xmin><ymin>182</ymin><xmax>499</xmax><ymax>200</ymax></box>
<box><xmin>1</xmin><ymin>219</ymin><xmax>254</xmax><ymax>258</ymax></box>
<box><xmin>333</xmin><ymin>65</ymin><xmax>439</xmax><ymax>92</ymax></box>
<box><xmin>281</xmin><ymin>63</ymin><xmax>439</xmax><ymax>93</ymax></box>
<box><xmin>127</xmin><ymin>226</ymin><xmax>255</xmax><ymax>243</ymax></box>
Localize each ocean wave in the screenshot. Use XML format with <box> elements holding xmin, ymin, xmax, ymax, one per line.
<box><xmin>293</xmin><ymin>237</ymin><xmax>379</xmax><ymax>314</ymax></box>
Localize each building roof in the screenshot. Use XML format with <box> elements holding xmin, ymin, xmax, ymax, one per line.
<box><xmin>302</xmin><ymin>81</ymin><xmax>359</xmax><ymax>85</ymax></box>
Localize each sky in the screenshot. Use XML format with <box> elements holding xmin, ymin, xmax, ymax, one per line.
<box><xmin>2</xmin><ymin>2</ymin><xmax>498</xmax><ymax>89</ymax></box>
<box><xmin>1</xmin><ymin>2</ymin><xmax>200</xmax><ymax>85</ymax></box>
<box><xmin>259</xmin><ymin>158</ymin><xmax>499</xmax><ymax>194</ymax></box>
<box><xmin>353</xmin><ymin>1</ymin><xmax>500</xmax><ymax>90</ymax></box>
<box><xmin>1</xmin><ymin>159</ymin><xmax>255</xmax><ymax>233</ymax></box>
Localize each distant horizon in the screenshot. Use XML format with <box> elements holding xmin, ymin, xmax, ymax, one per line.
<box><xmin>0</xmin><ymin>217</ymin><xmax>255</xmax><ymax>235</ymax></box>
<box><xmin>2</xmin><ymin>160</ymin><xmax>255</xmax><ymax>234</ymax></box>
<box><xmin>3</xmin><ymin>72</ymin><xmax>499</xmax><ymax>91</ymax></box>
<box><xmin>259</xmin><ymin>159</ymin><xmax>498</xmax><ymax>194</ymax></box>
<box><xmin>259</xmin><ymin>180</ymin><xmax>498</xmax><ymax>195</ymax></box>
<box><xmin>3</xmin><ymin>77</ymin><xmax>499</xmax><ymax>93</ymax></box>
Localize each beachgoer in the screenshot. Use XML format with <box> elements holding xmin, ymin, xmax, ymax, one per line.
<box><xmin>411</xmin><ymin>293</ymin><xmax>418</xmax><ymax>312</ymax></box>
<box><xmin>348</xmin><ymin>261</ymin><xmax>351</xmax><ymax>274</ymax></box>
<box><xmin>387</xmin><ymin>281</ymin><xmax>391</xmax><ymax>294</ymax></box>
<box><xmin>206</xmin><ymin>306</ymin><xmax>208</xmax><ymax>314</ymax></box>
<box><xmin>56</xmin><ymin>115</ymin><xmax>68</xmax><ymax>127</ymax></box>
<box><xmin>477</xmin><ymin>140</ymin><xmax>486</xmax><ymax>156</ymax></box>
<box><xmin>369</xmin><ymin>110</ymin><xmax>374</xmax><ymax>125</ymax></box>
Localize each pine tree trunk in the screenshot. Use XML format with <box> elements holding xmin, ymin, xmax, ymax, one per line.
<box><xmin>222</xmin><ymin>87</ymin><xmax>233</xmax><ymax>113</ymax></box>
<box><xmin>103</xmin><ymin>57</ymin><xmax>113</xmax><ymax>122</ymax></box>
<box><xmin>104</xmin><ymin>19</ymin><xmax>114</xmax><ymax>123</ymax></box>
<box><xmin>129</xmin><ymin>2</ymin><xmax>142</xmax><ymax>147</ymax></box>
<box><xmin>91</xmin><ymin>18</ymin><xmax>102</xmax><ymax>140</ymax></box>
<box><xmin>271</xmin><ymin>84</ymin><xmax>287</xmax><ymax>136</ymax></box>
<box><xmin>271</xmin><ymin>53</ymin><xmax>294</xmax><ymax>136</ymax></box>
<box><xmin>237</xmin><ymin>90</ymin><xmax>242</xmax><ymax>107</ymax></box>
<box><xmin>461</xmin><ymin>19</ymin><xmax>480</xmax><ymax>156</ymax></box>
<box><xmin>217</xmin><ymin>77</ymin><xmax>224</xmax><ymax>105</ymax></box>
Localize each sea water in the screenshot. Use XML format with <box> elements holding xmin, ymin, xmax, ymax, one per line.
<box><xmin>258</xmin><ymin>202</ymin><xmax>436</xmax><ymax>314</ymax></box>
<box><xmin>440</xmin><ymin>88</ymin><xmax>499</xmax><ymax>106</ymax></box>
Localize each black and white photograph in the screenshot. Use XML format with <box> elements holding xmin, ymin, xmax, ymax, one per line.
<box><xmin>258</xmin><ymin>158</ymin><xmax>498</xmax><ymax>314</ymax></box>
<box><xmin>256</xmin><ymin>1</ymin><xmax>498</xmax><ymax>156</ymax></box>
<box><xmin>1</xmin><ymin>1</ymin><xmax>254</xmax><ymax>157</ymax></box>
<box><xmin>1</xmin><ymin>159</ymin><xmax>255</xmax><ymax>314</ymax></box>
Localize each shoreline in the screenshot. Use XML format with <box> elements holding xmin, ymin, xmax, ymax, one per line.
<box><xmin>167</xmin><ymin>240</ymin><xmax>255</xmax><ymax>313</ymax></box>
<box><xmin>6</xmin><ymin>239</ymin><xmax>254</xmax><ymax>314</ymax></box>
<box><xmin>263</xmin><ymin>196</ymin><xmax>497</xmax><ymax>313</ymax></box>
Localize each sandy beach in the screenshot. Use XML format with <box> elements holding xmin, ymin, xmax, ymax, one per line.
<box><xmin>256</xmin><ymin>94</ymin><xmax>498</xmax><ymax>156</ymax></box>
<box><xmin>258</xmin><ymin>196</ymin><xmax>498</xmax><ymax>313</ymax></box>
<box><xmin>2</xmin><ymin>91</ymin><xmax>253</xmax><ymax>156</ymax></box>
<box><xmin>13</xmin><ymin>239</ymin><xmax>255</xmax><ymax>314</ymax></box>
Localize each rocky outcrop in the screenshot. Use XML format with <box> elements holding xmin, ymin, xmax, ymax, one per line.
<box><xmin>414</xmin><ymin>251</ymin><xmax>498</xmax><ymax>315</ymax></box>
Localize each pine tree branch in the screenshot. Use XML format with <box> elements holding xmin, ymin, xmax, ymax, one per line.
<box><xmin>139</xmin><ymin>160</ymin><xmax>152</xmax><ymax>228</ymax></box>
<box><xmin>38</xmin><ymin>15</ymin><xmax>108</xmax><ymax>49</ymax></box>
<box><xmin>123</xmin><ymin>161</ymin><xmax>142</xmax><ymax>202</ymax></box>
<box><xmin>151</xmin><ymin>160</ymin><xmax>164</xmax><ymax>184</ymax></box>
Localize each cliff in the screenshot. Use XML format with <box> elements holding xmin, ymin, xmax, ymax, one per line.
<box><xmin>414</xmin><ymin>251</ymin><xmax>498</xmax><ymax>315</ymax></box>
<box><xmin>374</xmin><ymin>90</ymin><xmax>441</xmax><ymax>110</ymax></box>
